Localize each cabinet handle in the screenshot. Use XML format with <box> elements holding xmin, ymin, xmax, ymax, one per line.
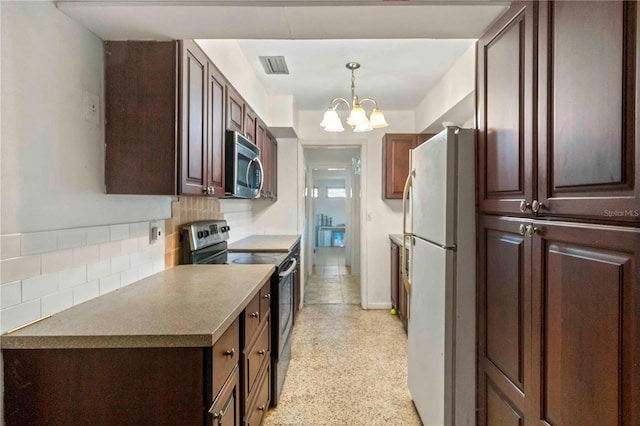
<box><xmin>224</xmin><ymin>348</ymin><xmax>235</xmax><ymax>357</ymax></box>
<box><xmin>250</xmin><ymin>311</ymin><xmax>259</xmax><ymax>318</ymax></box>
<box><xmin>519</xmin><ymin>200</ymin><xmax>531</xmax><ymax>212</ymax></box>
<box><xmin>202</xmin><ymin>187</ymin><xmax>209</xmax><ymax>194</ymax></box>
<box><xmin>258</xmin><ymin>349</ymin><xmax>266</xmax><ymax>355</ymax></box>
<box><xmin>518</xmin><ymin>224</ymin><xmax>527</xmax><ymax>236</ymax></box>
<box><xmin>258</xmin><ymin>405</ymin><xmax>266</xmax><ymax>411</ymax></box>
<box><xmin>209</xmin><ymin>186</ymin><xmax>214</xmax><ymax>195</ymax></box>
<box><xmin>263</xmin><ymin>293</ymin><xmax>271</xmax><ymax>299</ymax></box>
<box><xmin>526</xmin><ymin>225</ymin><xmax>538</xmax><ymax>237</ymax></box>
<box><xmin>531</xmin><ymin>200</ymin><xmax>545</xmax><ymax>213</ymax></box>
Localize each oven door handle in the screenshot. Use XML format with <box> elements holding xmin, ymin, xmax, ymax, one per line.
<box><xmin>278</xmin><ymin>257</ymin><xmax>298</xmax><ymax>278</ymax></box>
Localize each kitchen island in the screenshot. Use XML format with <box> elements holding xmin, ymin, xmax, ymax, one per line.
<box><xmin>2</xmin><ymin>264</ymin><xmax>275</xmax><ymax>425</ymax></box>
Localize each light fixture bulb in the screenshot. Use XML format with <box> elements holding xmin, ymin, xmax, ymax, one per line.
<box><xmin>369</xmin><ymin>108</ymin><xmax>389</xmax><ymax>128</ymax></box>
<box><xmin>347</xmin><ymin>104</ymin><xmax>368</xmax><ymax>126</ymax></box>
<box><xmin>320</xmin><ymin>109</ymin><xmax>344</xmax><ymax>132</ymax></box>
<box><xmin>354</xmin><ymin>121</ymin><xmax>373</xmax><ymax>132</ymax></box>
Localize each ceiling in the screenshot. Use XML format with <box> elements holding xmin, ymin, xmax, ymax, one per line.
<box><xmin>58</xmin><ymin>1</ymin><xmax>509</xmax><ymax>112</ymax></box>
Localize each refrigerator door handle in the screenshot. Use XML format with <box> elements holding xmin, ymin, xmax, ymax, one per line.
<box><xmin>402</xmin><ymin>157</ymin><xmax>414</xmax><ymax>296</ymax></box>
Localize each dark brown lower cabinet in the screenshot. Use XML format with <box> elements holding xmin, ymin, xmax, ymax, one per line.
<box><xmin>209</xmin><ymin>365</ymin><xmax>241</xmax><ymax>426</ymax></box>
<box><xmin>3</xmin><ymin>347</ymin><xmax>206</xmax><ymax>425</ymax></box>
<box><xmin>389</xmin><ymin>238</ymin><xmax>409</xmax><ymax>332</ymax></box>
<box><xmin>478</xmin><ymin>215</ymin><xmax>640</xmax><ymax>425</ymax></box>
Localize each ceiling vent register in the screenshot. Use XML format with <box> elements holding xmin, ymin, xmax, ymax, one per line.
<box><xmin>259</xmin><ymin>56</ymin><xmax>290</xmax><ymax>75</ymax></box>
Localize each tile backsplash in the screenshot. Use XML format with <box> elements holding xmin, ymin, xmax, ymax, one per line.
<box><xmin>0</xmin><ymin>221</ymin><xmax>165</xmax><ymax>334</ymax></box>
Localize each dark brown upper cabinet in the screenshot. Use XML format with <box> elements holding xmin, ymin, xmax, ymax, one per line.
<box><xmin>478</xmin><ymin>1</ymin><xmax>639</xmax><ymax>222</ymax></box>
<box><xmin>105</xmin><ymin>40</ymin><xmax>225</xmax><ymax>196</ymax></box>
<box><xmin>227</xmin><ymin>85</ymin><xmax>244</xmax><ymax>134</ymax></box>
<box><xmin>243</xmin><ymin>106</ymin><xmax>257</xmax><ymax>143</ymax></box>
<box><xmin>477</xmin><ymin>2</ymin><xmax>534</xmax><ymax>216</ymax></box>
<box><xmin>537</xmin><ymin>1</ymin><xmax>639</xmax><ymax>222</ymax></box>
<box><xmin>382</xmin><ymin>133</ymin><xmax>434</xmax><ymax>199</ymax></box>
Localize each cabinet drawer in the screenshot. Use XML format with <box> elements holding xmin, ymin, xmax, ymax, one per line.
<box><xmin>259</xmin><ymin>280</ymin><xmax>272</xmax><ymax>320</ymax></box>
<box><xmin>244</xmin><ymin>292</ymin><xmax>261</xmax><ymax>344</ymax></box>
<box><xmin>212</xmin><ymin>316</ymin><xmax>240</xmax><ymax>399</ymax></box>
<box><xmin>208</xmin><ymin>364</ymin><xmax>240</xmax><ymax>426</ymax></box>
<box><xmin>244</xmin><ymin>316</ymin><xmax>270</xmax><ymax>401</ymax></box>
<box><xmin>244</xmin><ymin>362</ymin><xmax>271</xmax><ymax>426</ymax></box>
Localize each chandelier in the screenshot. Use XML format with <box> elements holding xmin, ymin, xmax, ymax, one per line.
<box><xmin>320</xmin><ymin>62</ymin><xmax>389</xmax><ymax>133</ymax></box>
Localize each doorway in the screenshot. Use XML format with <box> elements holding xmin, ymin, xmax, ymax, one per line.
<box><xmin>303</xmin><ymin>146</ymin><xmax>361</xmax><ymax>305</ymax></box>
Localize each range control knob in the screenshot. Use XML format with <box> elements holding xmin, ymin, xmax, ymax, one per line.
<box><xmin>197</xmin><ymin>231</ymin><xmax>203</xmax><ymax>239</ymax></box>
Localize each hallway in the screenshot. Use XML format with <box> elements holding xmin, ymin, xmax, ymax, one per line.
<box><xmin>263</xmin><ymin>247</ymin><xmax>421</xmax><ymax>425</ymax></box>
<box><xmin>305</xmin><ymin>247</ymin><xmax>360</xmax><ymax>305</ymax></box>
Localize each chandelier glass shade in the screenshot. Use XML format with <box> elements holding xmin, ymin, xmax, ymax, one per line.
<box><xmin>319</xmin><ymin>62</ymin><xmax>389</xmax><ymax>133</ymax></box>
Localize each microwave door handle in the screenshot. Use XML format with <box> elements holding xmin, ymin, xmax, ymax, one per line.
<box><xmin>255</xmin><ymin>157</ymin><xmax>264</xmax><ymax>194</ymax></box>
<box><xmin>245</xmin><ymin>157</ymin><xmax>265</xmax><ymax>195</ymax></box>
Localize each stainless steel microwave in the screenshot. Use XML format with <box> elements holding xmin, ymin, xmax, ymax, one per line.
<box><xmin>224</xmin><ymin>130</ymin><xmax>263</xmax><ymax>198</ymax></box>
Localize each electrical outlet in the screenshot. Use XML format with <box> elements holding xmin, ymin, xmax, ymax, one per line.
<box><xmin>83</xmin><ymin>91</ymin><xmax>100</xmax><ymax>124</ymax></box>
<box><xmin>149</xmin><ymin>222</ymin><xmax>163</xmax><ymax>244</ymax></box>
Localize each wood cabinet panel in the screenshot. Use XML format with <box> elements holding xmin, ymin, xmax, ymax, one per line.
<box><xmin>243</xmin><ymin>292</ymin><xmax>261</xmax><ymax>345</ymax></box>
<box><xmin>208</xmin><ymin>365</ymin><xmax>240</xmax><ymax>426</ymax></box>
<box><xmin>478</xmin><ymin>2</ymin><xmax>534</xmax><ymax>215</ymax></box>
<box><xmin>244</xmin><ymin>362</ymin><xmax>271</xmax><ymax>426</ymax></box>
<box><xmin>478</xmin><ymin>215</ymin><xmax>531</xmax><ymax>424</ymax></box>
<box><xmin>531</xmin><ymin>221</ymin><xmax>640</xmax><ymax>425</ymax></box>
<box><xmin>244</xmin><ymin>316</ymin><xmax>270</xmax><ymax>402</ymax></box>
<box><xmin>484</xmin><ymin>227</ymin><xmax>526</xmax><ymax>389</ymax></box>
<box><xmin>227</xmin><ymin>86</ymin><xmax>244</xmax><ymax>134</ymax></box>
<box><xmin>207</xmin><ymin>62</ymin><xmax>226</xmax><ymax>196</ymax></box>
<box><xmin>486</xmin><ymin>380</ymin><xmax>523</xmax><ymax>426</ymax></box>
<box><xmin>382</xmin><ymin>134</ymin><xmax>417</xmax><ymax>199</ymax></box>
<box><xmin>537</xmin><ymin>1</ymin><xmax>639</xmax><ymax>222</ymax></box>
<box><xmin>105</xmin><ymin>41</ymin><xmax>178</xmax><ymax>195</ymax></box>
<box><xmin>212</xmin><ymin>316</ymin><xmax>240</xmax><ymax>400</ymax></box>
<box><xmin>181</xmin><ymin>40</ymin><xmax>208</xmax><ymax>195</ymax></box>
<box><xmin>3</xmin><ymin>347</ymin><xmax>204</xmax><ymax>425</ymax></box>
<box><xmin>244</xmin><ymin>107</ymin><xmax>257</xmax><ymax>143</ymax></box>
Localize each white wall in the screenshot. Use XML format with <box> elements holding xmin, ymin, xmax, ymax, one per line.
<box><xmin>414</xmin><ymin>43</ymin><xmax>476</xmax><ymax>133</ymax></box>
<box><xmin>296</xmin><ymin>110</ymin><xmax>415</xmax><ymax>309</ymax></box>
<box><xmin>252</xmin><ymin>138</ymin><xmax>300</xmax><ymax>234</ymax></box>
<box><xmin>1</xmin><ymin>2</ymin><xmax>172</xmax><ymax>235</ymax></box>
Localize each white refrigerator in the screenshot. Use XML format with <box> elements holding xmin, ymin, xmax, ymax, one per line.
<box><xmin>405</xmin><ymin>127</ymin><xmax>476</xmax><ymax>426</ymax></box>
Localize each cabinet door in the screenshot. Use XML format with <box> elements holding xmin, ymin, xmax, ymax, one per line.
<box><xmin>244</xmin><ymin>107</ymin><xmax>257</xmax><ymax>143</ymax></box>
<box><xmin>477</xmin><ymin>215</ymin><xmax>532</xmax><ymax>426</ymax></box>
<box><xmin>227</xmin><ymin>86</ymin><xmax>244</xmax><ymax>134</ymax></box>
<box><xmin>390</xmin><ymin>241</ymin><xmax>399</xmax><ymax>310</ymax></box>
<box><xmin>207</xmin><ymin>62</ymin><xmax>226</xmax><ymax>196</ymax></box>
<box><xmin>383</xmin><ymin>134</ymin><xmax>416</xmax><ymax>199</ymax></box>
<box><xmin>530</xmin><ymin>221</ymin><xmax>640</xmax><ymax>425</ymax></box>
<box><xmin>180</xmin><ymin>40</ymin><xmax>208</xmax><ymax>195</ymax></box>
<box><xmin>105</xmin><ymin>41</ymin><xmax>179</xmax><ymax>195</ymax></box>
<box><xmin>477</xmin><ymin>2</ymin><xmax>535</xmax><ymax>216</ymax></box>
<box><xmin>208</xmin><ymin>365</ymin><xmax>240</xmax><ymax>426</ymax></box>
<box><xmin>537</xmin><ymin>1</ymin><xmax>639</xmax><ymax>222</ymax></box>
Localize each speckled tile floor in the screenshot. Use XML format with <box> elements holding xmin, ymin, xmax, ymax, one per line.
<box><xmin>264</xmin><ymin>247</ymin><xmax>421</xmax><ymax>425</ymax></box>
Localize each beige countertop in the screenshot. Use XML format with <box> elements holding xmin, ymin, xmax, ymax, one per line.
<box><xmin>228</xmin><ymin>234</ymin><xmax>301</xmax><ymax>253</ymax></box>
<box><xmin>1</xmin><ymin>264</ymin><xmax>274</xmax><ymax>350</ymax></box>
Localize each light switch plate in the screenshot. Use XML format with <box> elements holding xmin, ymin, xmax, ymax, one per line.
<box><xmin>83</xmin><ymin>91</ymin><xmax>100</xmax><ymax>124</ymax></box>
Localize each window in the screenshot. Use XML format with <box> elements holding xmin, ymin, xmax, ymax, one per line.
<box><xmin>326</xmin><ymin>187</ymin><xmax>347</xmax><ymax>198</ymax></box>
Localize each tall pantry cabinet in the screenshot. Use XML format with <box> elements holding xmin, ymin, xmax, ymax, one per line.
<box><xmin>476</xmin><ymin>2</ymin><xmax>640</xmax><ymax>425</ymax></box>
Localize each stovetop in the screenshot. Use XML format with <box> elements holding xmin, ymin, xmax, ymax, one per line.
<box><xmin>226</xmin><ymin>251</ymin><xmax>289</xmax><ymax>268</ymax></box>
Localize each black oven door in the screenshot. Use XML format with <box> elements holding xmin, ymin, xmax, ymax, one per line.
<box><xmin>277</xmin><ymin>256</ymin><xmax>297</xmax><ymax>356</ymax></box>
